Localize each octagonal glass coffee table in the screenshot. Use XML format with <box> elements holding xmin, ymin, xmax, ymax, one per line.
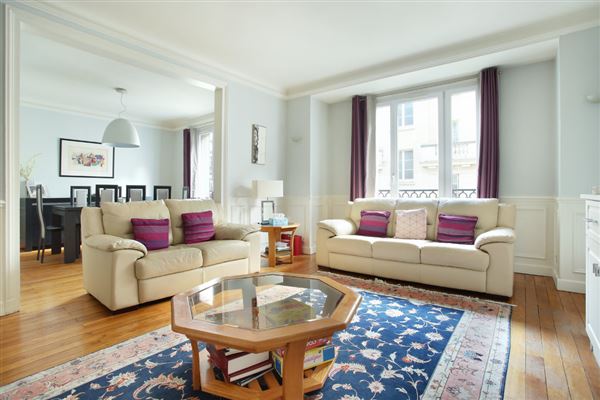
<box><xmin>171</xmin><ymin>272</ymin><xmax>361</xmax><ymax>400</ymax></box>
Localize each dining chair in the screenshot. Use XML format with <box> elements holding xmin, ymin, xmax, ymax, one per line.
<box><xmin>36</xmin><ymin>184</ymin><xmax>63</xmax><ymax>263</ymax></box>
<box><xmin>126</xmin><ymin>185</ymin><xmax>146</xmax><ymax>202</ymax></box>
<box><xmin>95</xmin><ymin>185</ymin><xmax>120</xmax><ymax>206</ymax></box>
<box><xmin>182</xmin><ymin>186</ymin><xmax>190</xmax><ymax>199</ymax></box>
<box><xmin>70</xmin><ymin>186</ymin><xmax>91</xmax><ymax>207</ymax></box>
<box><xmin>153</xmin><ymin>185</ymin><xmax>172</xmax><ymax>200</ymax></box>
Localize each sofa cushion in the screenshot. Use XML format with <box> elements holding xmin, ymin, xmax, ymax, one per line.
<box><xmin>420</xmin><ymin>242</ymin><xmax>489</xmax><ymax>272</ymax></box>
<box><xmin>395</xmin><ymin>199</ymin><xmax>439</xmax><ymax>240</ymax></box>
<box><xmin>131</xmin><ymin>218</ymin><xmax>170</xmax><ymax>250</ymax></box>
<box><xmin>135</xmin><ymin>246</ymin><xmax>203</xmax><ymax>280</ymax></box>
<box><xmin>101</xmin><ymin>200</ymin><xmax>172</xmax><ymax>243</ymax></box>
<box><xmin>437</xmin><ymin>214</ymin><xmax>478</xmax><ymax>245</ymax></box>
<box><xmin>437</xmin><ymin>198</ymin><xmax>498</xmax><ymax>238</ymax></box>
<box><xmin>187</xmin><ymin>240</ymin><xmax>249</xmax><ymax>267</ymax></box>
<box><xmin>182</xmin><ymin>211</ymin><xmax>215</xmax><ymax>244</ymax></box>
<box><xmin>372</xmin><ymin>238</ymin><xmax>427</xmax><ymax>264</ymax></box>
<box><xmin>394</xmin><ymin>208</ymin><xmax>427</xmax><ymax>240</ymax></box>
<box><xmin>356</xmin><ymin>210</ymin><xmax>391</xmax><ymax>237</ymax></box>
<box><xmin>165</xmin><ymin>199</ymin><xmax>220</xmax><ymax>245</ymax></box>
<box><xmin>350</xmin><ymin>198</ymin><xmax>397</xmax><ymax>237</ymax></box>
<box><xmin>328</xmin><ymin>235</ymin><xmax>378</xmax><ymax>258</ymax></box>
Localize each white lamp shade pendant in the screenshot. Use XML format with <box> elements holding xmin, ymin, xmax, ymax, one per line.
<box><xmin>102</xmin><ymin>88</ymin><xmax>141</xmax><ymax>148</ymax></box>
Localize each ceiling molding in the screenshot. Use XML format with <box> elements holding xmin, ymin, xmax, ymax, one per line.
<box><xmin>21</xmin><ymin>98</ymin><xmax>182</xmax><ymax>131</ymax></box>
<box><xmin>286</xmin><ymin>9</ymin><xmax>599</xmax><ymax>99</ymax></box>
<box><xmin>8</xmin><ymin>1</ymin><xmax>287</xmax><ymax>98</ymax></box>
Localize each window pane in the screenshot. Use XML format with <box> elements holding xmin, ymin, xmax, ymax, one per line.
<box><xmin>450</xmin><ymin>90</ymin><xmax>477</xmax><ymax>198</ymax></box>
<box><xmin>375</xmin><ymin>105</ymin><xmax>391</xmax><ymax>197</ymax></box>
<box><xmin>397</xmin><ymin>98</ymin><xmax>438</xmax><ymax>198</ymax></box>
<box><xmin>404</xmin><ymin>150</ymin><xmax>414</xmax><ymax>180</ymax></box>
<box><xmin>404</xmin><ymin>103</ymin><xmax>414</xmax><ymax>126</ymax></box>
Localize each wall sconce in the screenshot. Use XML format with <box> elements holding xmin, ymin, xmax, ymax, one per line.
<box><xmin>585</xmin><ymin>94</ymin><xmax>600</xmax><ymax>104</ymax></box>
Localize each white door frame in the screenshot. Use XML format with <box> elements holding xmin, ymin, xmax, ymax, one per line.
<box><xmin>0</xmin><ymin>2</ymin><xmax>230</xmax><ymax>315</ymax></box>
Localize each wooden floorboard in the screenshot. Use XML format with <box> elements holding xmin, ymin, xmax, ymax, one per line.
<box><xmin>1</xmin><ymin>250</ymin><xmax>598</xmax><ymax>400</ymax></box>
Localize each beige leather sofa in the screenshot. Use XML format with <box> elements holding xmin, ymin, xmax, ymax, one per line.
<box><xmin>80</xmin><ymin>199</ymin><xmax>261</xmax><ymax>311</ymax></box>
<box><xmin>317</xmin><ymin>198</ymin><xmax>516</xmax><ymax>297</ymax></box>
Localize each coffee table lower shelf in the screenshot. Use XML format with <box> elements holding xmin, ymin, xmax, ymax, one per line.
<box><xmin>198</xmin><ymin>349</ymin><xmax>335</xmax><ymax>400</ymax></box>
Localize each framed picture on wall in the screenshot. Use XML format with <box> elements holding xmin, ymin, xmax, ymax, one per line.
<box><xmin>59</xmin><ymin>138</ymin><xmax>115</xmax><ymax>178</ymax></box>
<box><xmin>251</xmin><ymin>124</ymin><xmax>266</xmax><ymax>165</ymax></box>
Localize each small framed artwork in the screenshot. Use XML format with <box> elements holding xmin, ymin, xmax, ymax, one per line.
<box><xmin>59</xmin><ymin>138</ymin><xmax>115</xmax><ymax>178</ymax></box>
<box><xmin>251</xmin><ymin>124</ymin><xmax>266</xmax><ymax>165</ymax></box>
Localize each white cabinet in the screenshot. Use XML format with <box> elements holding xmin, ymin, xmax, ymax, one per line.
<box><xmin>583</xmin><ymin>196</ymin><xmax>600</xmax><ymax>366</ymax></box>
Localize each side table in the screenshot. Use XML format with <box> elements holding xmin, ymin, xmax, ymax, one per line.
<box><xmin>260</xmin><ymin>223</ymin><xmax>299</xmax><ymax>268</ymax></box>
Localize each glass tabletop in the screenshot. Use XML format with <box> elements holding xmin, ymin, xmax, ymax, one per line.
<box><xmin>188</xmin><ymin>274</ymin><xmax>345</xmax><ymax>330</ymax></box>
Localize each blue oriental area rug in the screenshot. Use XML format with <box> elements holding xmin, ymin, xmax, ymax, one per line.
<box><xmin>0</xmin><ymin>273</ymin><xmax>511</xmax><ymax>400</ymax></box>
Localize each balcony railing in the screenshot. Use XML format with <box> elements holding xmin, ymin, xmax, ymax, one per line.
<box><xmin>376</xmin><ymin>189</ymin><xmax>477</xmax><ymax>199</ymax></box>
<box><xmin>419</xmin><ymin>141</ymin><xmax>477</xmax><ymax>164</ymax></box>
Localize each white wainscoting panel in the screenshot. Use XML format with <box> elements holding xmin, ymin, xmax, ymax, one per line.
<box><xmin>501</xmin><ymin>197</ymin><xmax>556</xmax><ymax>277</ymax></box>
<box><xmin>556</xmin><ymin>198</ymin><xmax>586</xmax><ymax>293</ymax></box>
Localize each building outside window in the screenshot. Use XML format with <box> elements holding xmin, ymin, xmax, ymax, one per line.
<box><xmin>375</xmin><ymin>81</ymin><xmax>478</xmax><ymax>199</ymax></box>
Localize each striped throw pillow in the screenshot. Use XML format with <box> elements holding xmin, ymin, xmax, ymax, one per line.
<box><xmin>437</xmin><ymin>213</ymin><xmax>478</xmax><ymax>244</ymax></box>
<box><xmin>182</xmin><ymin>211</ymin><xmax>215</xmax><ymax>244</ymax></box>
<box><xmin>131</xmin><ymin>218</ymin><xmax>170</xmax><ymax>250</ymax></box>
<box><xmin>356</xmin><ymin>210</ymin><xmax>391</xmax><ymax>237</ymax></box>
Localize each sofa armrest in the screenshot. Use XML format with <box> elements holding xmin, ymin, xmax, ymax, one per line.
<box><xmin>317</xmin><ymin>219</ymin><xmax>357</xmax><ymax>236</ymax></box>
<box><xmin>214</xmin><ymin>223</ymin><xmax>260</xmax><ymax>241</ymax></box>
<box><xmin>85</xmin><ymin>234</ymin><xmax>148</xmax><ymax>256</ymax></box>
<box><xmin>475</xmin><ymin>227</ymin><xmax>515</xmax><ymax>249</ymax></box>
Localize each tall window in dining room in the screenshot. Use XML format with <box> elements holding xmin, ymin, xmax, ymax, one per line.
<box><xmin>375</xmin><ymin>82</ymin><xmax>478</xmax><ymax>198</ymax></box>
<box><xmin>190</xmin><ymin>124</ymin><xmax>214</xmax><ymax>199</ymax></box>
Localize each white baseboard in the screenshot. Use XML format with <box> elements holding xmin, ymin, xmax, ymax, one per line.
<box><xmin>514</xmin><ymin>262</ymin><xmax>554</xmax><ymax>277</ymax></box>
<box><xmin>553</xmin><ymin>270</ymin><xmax>586</xmax><ymax>293</ymax></box>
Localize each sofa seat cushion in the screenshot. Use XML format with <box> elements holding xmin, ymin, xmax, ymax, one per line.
<box><xmin>187</xmin><ymin>240</ymin><xmax>249</xmax><ymax>267</ymax></box>
<box><xmin>328</xmin><ymin>235</ymin><xmax>378</xmax><ymax>258</ymax></box>
<box><xmin>135</xmin><ymin>247</ymin><xmax>203</xmax><ymax>280</ymax></box>
<box><xmin>372</xmin><ymin>238</ymin><xmax>428</xmax><ymax>264</ymax></box>
<box><xmin>420</xmin><ymin>242</ymin><xmax>489</xmax><ymax>272</ymax></box>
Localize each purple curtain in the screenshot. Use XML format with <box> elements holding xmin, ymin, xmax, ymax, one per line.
<box><xmin>350</xmin><ymin>96</ymin><xmax>368</xmax><ymax>201</ymax></box>
<box><xmin>477</xmin><ymin>67</ymin><xmax>499</xmax><ymax>198</ymax></box>
<box><xmin>183</xmin><ymin>129</ymin><xmax>191</xmax><ymax>189</ymax></box>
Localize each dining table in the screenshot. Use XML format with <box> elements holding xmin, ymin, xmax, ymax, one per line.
<box><xmin>51</xmin><ymin>204</ymin><xmax>83</xmax><ymax>263</ymax></box>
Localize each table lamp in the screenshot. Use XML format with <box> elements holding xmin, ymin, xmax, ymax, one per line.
<box><xmin>255</xmin><ymin>180</ymin><xmax>283</xmax><ymax>224</ymax></box>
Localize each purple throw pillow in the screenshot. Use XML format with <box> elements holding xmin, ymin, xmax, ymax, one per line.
<box><xmin>356</xmin><ymin>210</ymin><xmax>391</xmax><ymax>237</ymax></box>
<box><xmin>437</xmin><ymin>214</ymin><xmax>478</xmax><ymax>244</ymax></box>
<box><xmin>182</xmin><ymin>211</ymin><xmax>215</xmax><ymax>244</ymax></box>
<box><xmin>131</xmin><ymin>218</ymin><xmax>170</xmax><ymax>250</ymax></box>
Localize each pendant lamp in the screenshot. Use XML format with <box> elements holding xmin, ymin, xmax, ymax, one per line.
<box><xmin>102</xmin><ymin>88</ymin><xmax>140</xmax><ymax>148</ymax></box>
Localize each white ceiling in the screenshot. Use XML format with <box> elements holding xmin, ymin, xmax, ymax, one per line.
<box><xmin>49</xmin><ymin>1</ymin><xmax>599</xmax><ymax>96</ymax></box>
<box><xmin>20</xmin><ymin>27</ymin><xmax>215</xmax><ymax>130</ymax></box>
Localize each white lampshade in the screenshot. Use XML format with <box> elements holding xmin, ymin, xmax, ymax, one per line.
<box><xmin>102</xmin><ymin>118</ymin><xmax>141</xmax><ymax>148</ymax></box>
<box><xmin>255</xmin><ymin>180</ymin><xmax>283</xmax><ymax>198</ymax></box>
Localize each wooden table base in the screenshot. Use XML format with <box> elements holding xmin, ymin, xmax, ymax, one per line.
<box><xmin>195</xmin><ymin>349</ymin><xmax>335</xmax><ymax>400</ymax></box>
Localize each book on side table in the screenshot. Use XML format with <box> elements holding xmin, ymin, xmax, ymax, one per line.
<box><xmin>271</xmin><ymin>337</ymin><xmax>335</xmax><ymax>377</ymax></box>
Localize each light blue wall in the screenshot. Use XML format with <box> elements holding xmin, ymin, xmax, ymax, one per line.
<box><xmin>285</xmin><ymin>96</ymin><xmax>311</xmax><ymax>197</ymax></box>
<box><xmin>499</xmin><ymin>60</ymin><xmax>557</xmax><ymax>197</ymax></box>
<box><xmin>557</xmin><ymin>26</ymin><xmax>600</xmax><ymax>197</ymax></box>
<box><xmin>226</xmin><ymin>82</ymin><xmax>287</xmax><ymax>200</ymax></box>
<box><xmin>20</xmin><ymin>106</ymin><xmax>183</xmax><ymax>198</ymax></box>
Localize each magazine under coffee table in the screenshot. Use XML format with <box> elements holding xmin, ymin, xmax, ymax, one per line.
<box><xmin>171</xmin><ymin>272</ymin><xmax>361</xmax><ymax>400</ymax></box>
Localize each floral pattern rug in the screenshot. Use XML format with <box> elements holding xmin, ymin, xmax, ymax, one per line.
<box><xmin>0</xmin><ymin>273</ymin><xmax>511</xmax><ymax>400</ymax></box>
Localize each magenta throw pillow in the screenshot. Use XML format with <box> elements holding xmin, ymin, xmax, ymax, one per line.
<box><xmin>437</xmin><ymin>214</ymin><xmax>478</xmax><ymax>244</ymax></box>
<box><xmin>182</xmin><ymin>211</ymin><xmax>215</xmax><ymax>244</ymax></box>
<box><xmin>131</xmin><ymin>218</ymin><xmax>170</xmax><ymax>250</ymax></box>
<box><xmin>356</xmin><ymin>210</ymin><xmax>391</xmax><ymax>237</ymax></box>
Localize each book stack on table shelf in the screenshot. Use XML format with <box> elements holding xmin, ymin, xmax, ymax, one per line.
<box><xmin>206</xmin><ymin>344</ymin><xmax>273</xmax><ymax>385</ymax></box>
<box><xmin>264</xmin><ymin>241</ymin><xmax>290</xmax><ymax>256</ymax></box>
<box><xmin>271</xmin><ymin>337</ymin><xmax>335</xmax><ymax>377</ymax></box>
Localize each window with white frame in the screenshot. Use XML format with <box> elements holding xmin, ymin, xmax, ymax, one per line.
<box><xmin>375</xmin><ymin>81</ymin><xmax>479</xmax><ymax>198</ymax></box>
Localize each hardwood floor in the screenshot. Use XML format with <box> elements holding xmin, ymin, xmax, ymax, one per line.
<box><xmin>1</xmin><ymin>251</ymin><xmax>599</xmax><ymax>399</ymax></box>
